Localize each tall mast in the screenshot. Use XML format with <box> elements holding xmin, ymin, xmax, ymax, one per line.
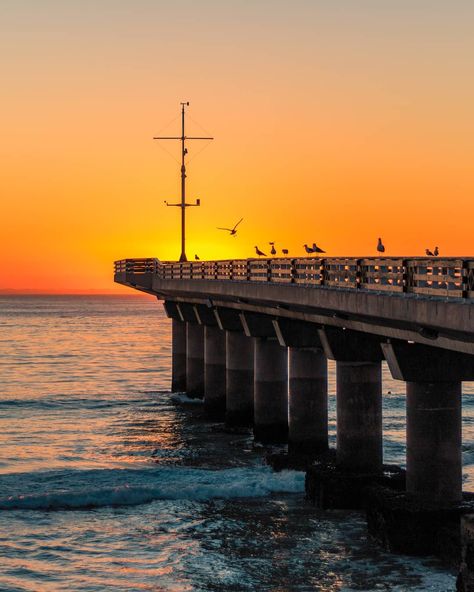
<box><xmin>154</xmin><ymin>102</ymin><xmax>213</xmax><ymax>262</ymax></box>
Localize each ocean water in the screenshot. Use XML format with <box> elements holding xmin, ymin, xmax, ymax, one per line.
<box><xmin>0</xmin><ymin>295</ymin><xmax>473</xmax><ymax>592</ymax></box>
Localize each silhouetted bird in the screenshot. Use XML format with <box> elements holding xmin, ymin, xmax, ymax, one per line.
<box><xmin>217</xmin><ymin>218</ymin><xmax>243</xmax><ymax>236</ymax></box>
<box><xmin>434</xmin><ymin>246</ymin><xmax>439</xmax><ymax>256</ymax></box>
<box><xmin>425</xmin><ymin>249</ymin><xmax>434</xmax><ymax>256</ymax></box>
<box><xmin>269</xmin><ymin>242</ymin><xmax>277</xmax><ymax>255</ymax></box>
<box><xmin>312</xmin><ymin>242</ymin><xmax>325</xmax><ymax>254</ymax></box>
<box><xmin>194</xmin><ymin>254</ymin><xmax>200</xmax><ymax>260</ymax></box>
<box><xmin>377</xmin><ymin>238</ymin><xmax>385</xmax><ymax>253</ymax></box>
<box><xmin>304</xmin><ymin>244</ymin><xmax>315</xmax><ymax>254</ymax></box>
<box><xmin>254</xmin><ymin>246</ymin><xmax>266</xmax><ymax>257</ymax></box>
<box><xmin>282</xmin><ymin>249</ymin><xmax>289</xmax><ymax>255</ymax></box>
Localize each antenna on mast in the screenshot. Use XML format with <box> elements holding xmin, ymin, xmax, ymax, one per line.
<box><xmin>154</xmin><ymin>102</ymin><xmax>213</xmax><ymax>262</ymax></box>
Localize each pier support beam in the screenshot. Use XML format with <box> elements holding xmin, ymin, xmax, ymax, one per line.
<box><xmin>407</xmin><ymin>380</ymin><xmax>462</xmax><ymax>502</ymax></box>
<box><xmin>225</xmin><ymin>331</ymin><xmax>254</xmax><ymax>426</ymax></box>
<box><xmin>320</xmin><ymin>327</ymin><xmax>384</xmax><ymax>474</ymax></box>
<box><xmin>336</xmin><ymin>361</ymin><xmax>383</xmax><ymax>473</ymax></box>
<box><xmin>186</xmin><ymin>322</ymin><xmax>204</xmax><ymax>398</ymax></box>
<box><xmin>288</xmin><ymin>347</ymin><xmax>328</xmax><ymax>454</ymax></box>
<box><xmin>204</xmin><ymin>326</ymin><xmax>226</xmax><ymax>418</ymax></box>
<box><xmin>365</xmin><ymin>341</ymin><xmax>474</xmax><ymax>560</ymax></box>
<box><xmin>254</xmin><ymin>338</ymin><xmax>288</xmax><ymax>443</ymax></box>
<box><xmin>171</xmin><ymin>319</ymin><xmax>187</xmax><ymax>392</ymax></box>
<box><xmin>382</xmin><ymin>341</ymin><xmax>473</xmax><ymax>502</ymax></box>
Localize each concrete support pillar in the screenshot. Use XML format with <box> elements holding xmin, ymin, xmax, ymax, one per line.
<box><xmin>186</xmin><ymin>322</ymin><xmax>204</xmax><ymax>398</ymax></box>
<box><xmin>254</xmin><ymin>338</ymin><xmax>288</xmax><ymax>443</ymax></box>
<box><xmin>288</xmin><ymin>347</ymin><xmax>328</xmax><ymax>454</ymax></box>
<box><xmin>336</xmin><ymin>361</ymin><xmax>382</xmax><ymax>473</ymax></box>
<box><xmin>171</xmin><ymin>318</ymin><xmax>187</xmax><ymax>392</ymax></box>
<box><xmin>204</xmin><ymin>326</ymin><xmax>226</xmax><ymax>418</ymax></box>
<box><xmin>225</xmin><ymin>331</ymin><xmax>254</xmax><ymax>426</ymax></box>
<box><xmin>406</xmin><ymin>380</ymin><xmax>462</xmax><ymax>502</ymax></box>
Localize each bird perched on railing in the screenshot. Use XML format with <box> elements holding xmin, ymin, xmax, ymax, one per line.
<box><xmin>434</xmin><ymin>246</ymin><xmax>439</xmax><ymax>256</ymax></box>
<box><xmin>425</xmin><ymin>248</ymin><xmax>434</xmax><ymax>256</ymax></box>
<box><xmin>377</xmin><ymin>238</ymin><xmax>385</xmax><ymax>253</ymax></box>
<box><xmin>217</xmin><ymin>218</ymin><xmax>243</xmax><ymax>236</ymax></box>
<box><xmin>282</xmin><ymin>249</ymin><xmax>289</xmax><ymax>255</ymax></box>
<box><xmin>194</xmin><ymin>254</ymin><xmax>200</xmax><ymax>260</ymax></box>
<box><xmin>269</xmin><ymin>242</ymin><xmax>277</xmax><ymax>255</ymax></box>
<box><xmin>312</xmin><ymin>243</ymin><xmax>325</xmax><ymax>254</ymax></box>
<box><xmin>254</xmin><ymin>246</ymin><xmax>266</xmax><ymax>257</ymax></box>
<box><xmin>303</xmin><ymin>244</ymin><xmax>315</xmax><ymax>254</ymax></box>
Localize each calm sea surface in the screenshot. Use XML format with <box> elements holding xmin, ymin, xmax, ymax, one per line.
<box><xmin>0</xmin><ymin>295</ymin><xmax>473</xmax><ymax>591</ymax></box>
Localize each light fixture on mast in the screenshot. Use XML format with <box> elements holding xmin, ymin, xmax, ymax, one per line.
<box><xmin>154</xmin><ymin>102</ymin><xmax>213</xmax><ymax>262</ymax></box>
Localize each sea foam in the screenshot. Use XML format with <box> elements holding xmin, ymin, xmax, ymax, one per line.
<box><xmin>0</xmin><ymin>466</ymin><xmax>304</xmax><ymax>511</ymax></box>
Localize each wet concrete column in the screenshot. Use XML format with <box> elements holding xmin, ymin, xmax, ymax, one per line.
<box><xmin>186</xmin><ymin>322</ymin><xmax>204</xmax><ymax>398</ymax></box>
<box><xmin>407</xmin><ymin>380</ymin><xmax>462</xmax><ymax>502</ymax></box>
<box><xmin>226</xmin><ymin>331</ymin><xmax>254</xmax><ymax>426</ymax></box>
<box><xmin>171</xmin><ymin>318</ymin><xmax>187</xmax><ymax>392</ymax></box>
<box><xmin>254</xmin><ymin>338</ymin><xmax>288</xmax><ymax>443</ymax></box>
<box><xmin>204</xmin><ymin>326</ymin><xmax>226</xmax><ymax>418</ymax></box>
<box><xmin>336</xmin><ymin>361</ymin><xmax>382</xmax><ymax>473</ymax></box>
<box><xmin>288</xmin><ymin>347</ymin><xmax>328</xmax><ymax>454</ymax></box>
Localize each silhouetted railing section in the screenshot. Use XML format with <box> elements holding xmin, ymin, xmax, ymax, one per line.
<box><xmin>114</xmin><ymin>259</ymin><xmax>159</xmax><ymax>274</ymax></box>
<box><xmin>115</xmin><ymin>257</ymin><xmax>474</xmax><ymax>299</ymax></box>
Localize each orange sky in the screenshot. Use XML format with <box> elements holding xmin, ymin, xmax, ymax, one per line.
<box><xmin>1</xmin><ymin>1</ymin><xmax>473</xmax><ymax>293</ymax></box>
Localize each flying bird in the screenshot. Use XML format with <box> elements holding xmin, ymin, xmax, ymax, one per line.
<box><xmin>425</xmin><ymin>249</ymin><xmax>434</xmax><ymax>256</ymax></box>
<box><xmin>312</xmin><ymin>243</ymin><xmax>326</xmax><ymax>254</ymax></box>
<box><xmin>304</xmin><ymin>244</ymin><xmax>316</xmax><ymax>254</ymax></box>
<box><xmin>194</xmin><ymin>254</ymin><xmax>200</xmax><ymax>260</ymax></box>
<box><xmin>254</xmin><ymin>246</ymin><xmax>266</xmax><ymax>257</ymax></box>
<box><xmin>434</xmin><ymin>246</ymin><xmax>439</xmax><ymax>256</ymax></box>
<box><xmin>217</xmin><ymin>218</ymin><xmax>243</xmax><ymax>236</ymax></box>
<box><xmin>269</xmin><ymin>242</ymin><xmax>277</xmax><ymax>255</ymax></box>
<box><xmin>377</xmin><ymin>238</ymin><xmax>385</xmax><ymax>253</ymax></box>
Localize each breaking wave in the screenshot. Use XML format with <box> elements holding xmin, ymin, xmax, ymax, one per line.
<box><xmin>0</xmin><ymin>466</ymin><xmax>304</xmax><ymax>511</ymax></box>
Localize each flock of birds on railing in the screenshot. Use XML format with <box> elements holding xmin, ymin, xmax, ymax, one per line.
<box><xmin>191</xmin><ymin>218</ymin><xmax>441</xmax><ymax>260</ymax></box>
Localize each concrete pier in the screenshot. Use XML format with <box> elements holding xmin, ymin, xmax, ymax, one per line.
<box><xmin>336</xmin><ymin>361</ymin><xmax>383</xmax><ymax>473</ymax></box>
<box><xmin>171</xmin><ymin>318</ymin><xmax>187</xmax><ymax>392</ymax></box>
<box><xmin>204</xmin><ymin>326</ymin><xmax>226</xmax><ymax>418</ymax></box>
<box><xmin>383</xmin><ymin>341</ymin><xmax>474</xmax><ymax>499</ymax></box>
<box><xmin>407</xmin><ymin>380</ymin><xmax>462</xmax><ymax>502</ymax></box>
<box><xmin>254</xmin><ymin>338</ymin><xmax>288</xmax><ymax>443</ymax></box>
<box><xmin>186</xmin><ymin>322</ymin><xmax>204</xmax><ymax>398</ymax></box>
<box><xmin>225</xmin><ymin>331</ymin><xmax>254</xmax><ymax>426</ymax></box>
<box><xmin>288</xmin><ymin>347</ymin><xmax>328</xmax><ymax>454</ymax></box>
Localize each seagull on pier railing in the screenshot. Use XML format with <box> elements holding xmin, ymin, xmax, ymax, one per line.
<box><xmin>194</xmin><ymin>254</ymin><xmax>200</xmax><ymax>260</ymax></box>
<box><xmin>254</xmin><ymin>246</ymin><xmax>266</xmax><ymax>257</ymax></box>
<box><xmin>282</xmin><ymin>249</ymin><xmax>289</xmax><ymax>255</ymax></box>
<box><xmin>217</xmin><ymin>218</ymin><xmax>243</xmax><ymax>236</ymax></box>
<box><xmin>304</xmin><ymin>244</ymin><xmax>316</xmax><ymax>254</ymax></box>
<box><xmin>377</xmin><ymin>238</ymin><xmax>385</xmax><ymax>253</ymax></box>
<box><xmin>434</xmin><ymin>246</ymin><xmax>439</xmax><ymax>256</ymax></box>
<box><xmin>312</xmin><ymin>242</ymin><xmax>326</xmax><ymax>254</ymax></box>
<box><xmin>269</xmin><ymin>242</ymin><xmax>277</xmax><ymax>255</ymax></box>
<box><xmin>425</xmin><ymin>248</ymin><xmax>434</xmax><ymax>256</ymax></box>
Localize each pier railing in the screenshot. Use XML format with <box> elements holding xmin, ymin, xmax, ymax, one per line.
<box><xmin>114</xmin><ymin>257</ymin><xmax>474</xmax><ymax>299</ymax></box>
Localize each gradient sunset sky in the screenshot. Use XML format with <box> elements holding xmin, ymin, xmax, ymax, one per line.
<box><xmin>2</xmin><ymin>1</ymin><xmax>473</xmax><ymax>293</ymax></box>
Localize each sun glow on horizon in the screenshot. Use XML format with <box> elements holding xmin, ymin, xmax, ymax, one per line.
<box><xmin>1</xmin><ymin>1</ymin><xmax>473</xmax><ymax>293</ymax></box>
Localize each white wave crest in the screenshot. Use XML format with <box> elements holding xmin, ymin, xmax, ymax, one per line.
<box><xmin>0</xmin><ymin>466</ymin><xmax>304</xmax><ymax>511</ymax></box>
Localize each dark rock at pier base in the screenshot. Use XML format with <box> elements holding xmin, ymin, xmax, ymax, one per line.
<box><xmin>305</xmin><ymin>462</ymin><xmax>405</xmax><ymax>510</ymax></box>
<box><xmin>458</xmin><ymin>515</ymin><xmax>474</xmax><ymax>591</ymax></box>
<box><xmin>367</xmin><ymin>487</ymin><xmax>474</xmax><ymax>565</ymax></box>
<box><xmin>253</xmin><ymin>423</ymin><xmax>289</xmax><ymax>445</ymax></box>
<box><xmin>266</xmin><ymin>449</ymin><xmax>336</xmax><ymax>473</ymax></box>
